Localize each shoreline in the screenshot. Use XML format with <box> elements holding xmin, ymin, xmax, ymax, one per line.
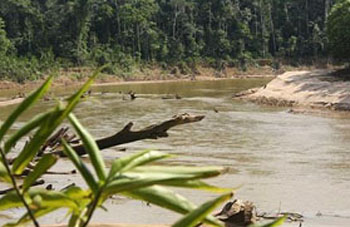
<box><xmin>0</xmin><ymin>71</ymin><xmax>275</xmax><ymax>107</ymax></box>
<box><xmin>234</xmin><ymin>69</ymin><xmax>350</xmax><ymax>114</ymax></box>
<box><xmin>0</xmin><ymin>73</ymin><xmax>275</xmax><ymax>90</ymax></box>
<box><xmin>2</xmin><ymin>63</ymin><xmax>331</xmax><ymax>91</ymax></box>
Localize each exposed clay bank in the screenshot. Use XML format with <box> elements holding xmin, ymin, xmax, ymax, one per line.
<box><xmin>236</xmin><ymin>70</ymin><xmax>350</xmax><ymax>112</ymax></box>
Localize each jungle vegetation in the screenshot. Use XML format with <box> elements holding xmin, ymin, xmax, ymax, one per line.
<box><xmin>0</xmin><ymin>0</ymin><xmax>347</xmax><ymax>82</ymax></box>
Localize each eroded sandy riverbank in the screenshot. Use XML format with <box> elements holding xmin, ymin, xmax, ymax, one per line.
<box><xmin>235</xmin><ymin>70</ymin><xmax>350</xmax><ymax>113</ymax></box>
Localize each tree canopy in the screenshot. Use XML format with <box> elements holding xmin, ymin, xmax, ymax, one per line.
<box><xmin>326</xmin><ymin>0</ymin><xmax>350</xmax><ymax>60</ymax></box>
<box><xmin>0</xmin><ymin>0</ymin><xmax>344</xmax><ymax>81</ymax></box>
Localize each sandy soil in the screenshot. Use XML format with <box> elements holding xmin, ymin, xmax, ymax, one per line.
<box><xmin>236</xmin><ymin>69</ymin><xmax>350</xmax><ymax>112</ymax></box>
<box><xmin>0</xmin><ymin>97</ymin><xmax>24</xmax><ymax>107</ymax></box>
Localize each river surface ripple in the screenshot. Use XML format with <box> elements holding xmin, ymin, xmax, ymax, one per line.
<box><xmin>1</xmin><ymin>78</ymin><xmax>350</xmax><ymax>226</ymax></box>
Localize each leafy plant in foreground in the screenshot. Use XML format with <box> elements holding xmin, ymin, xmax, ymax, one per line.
<box><xmin>0</xmin><ymin>68</ymin><xmax>234</xmax><ymax>227</ymax></box>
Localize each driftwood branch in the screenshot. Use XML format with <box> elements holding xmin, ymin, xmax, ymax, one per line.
<box><xmin>55</xmin><ymin>113</ymin><xmax>205</xmax><ymax>157</ymax></box>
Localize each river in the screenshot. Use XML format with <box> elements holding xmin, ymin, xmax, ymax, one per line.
<box><xmin>1</xmin><ymin>78</ymin><xmax>350</xmax><ymax>226</ymax></box>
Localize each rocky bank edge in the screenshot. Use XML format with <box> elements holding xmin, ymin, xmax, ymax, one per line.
<box><xmin>234</xmin><ymin>70</ymin><xmax>350</xmax><ymax>111</ymax></box>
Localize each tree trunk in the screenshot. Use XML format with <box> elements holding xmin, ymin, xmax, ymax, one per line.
<box><xmin>269</xmin><ymin>1</ymin><xmax>276</xmax><ymax>56</ymax></box>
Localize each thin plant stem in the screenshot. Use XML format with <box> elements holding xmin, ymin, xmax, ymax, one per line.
<box><xmin>81</xmin><ymin>186</ymin><xmax>105</xmax><ymax>227</ymax></box>
<box><xmin>0</xmin><ymin>148</ymin><xmax>40</xmax><ymax>227</ymax></box>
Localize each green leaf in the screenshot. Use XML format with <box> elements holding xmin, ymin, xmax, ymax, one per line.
<box><xmin>0</xmin><ymin>76</ymin><xmax>53</xmax><ymax>142</ymax></box>
<box><xmin>63</xmin><ymin>186</ymin><xmax>91</xmax><ymax>209</ymax></box>
<box><xmin>0</xmin><ymin>161</ymin><xmax>11</xmax><ymax>183</ymax></box>
<box><xmin>11</xmin><ymin>104</ymin><xmax>64</xmax><ymax>174</ymax></box>
<box><xmin>123</xmin><ymin>185</ymin><xmax>197</xmax><ymax>214</ymax></box>
<box><xmin>22</xmin><ymin>154</ymin><xmax>58</xmax><ymax>192</ymax></box>
<box><xmin>108</xmin><ymin>150</ymin><xmax>171</xmax><ymax>179</ymax></box>
<box><xmin>122</xmin><ymin>186</ymin><xmax>221</xmax><ymax>226</ymax></box>
<box><xmin>31</xmin><ymin>190</ymin><xmax>78</xmax><ymax>209</ymax></box>
<box><xmin>68</xmin><ymin>113</ymin><xmax>106</xmax><ymax>182</ymax></box>
<box><xmin>104</xmin><ymin>171</ymin><xmax>220</xmax><ymax>196</ymax></box>
<box><xmin>130</xmin><ymin>166</ymin><xmax>226</xmax><ymax>179</ymax></box>
<box><xmin>12</xmin><ymin>67</ymin><xmax>102</xmax><ymax>174</ymax></box>
<box><xmin>127</xmin><ymin>166</ymin><xmax>229</xmax><ymax>193</ymax></box>
<box><xmin>162</xmin><ymin>180</ymin><xmax>233</xmax><ymax>193</ymax></box>
<box><xmin>249</xmin><ymin>216</ymin><xmax>286</xmax><ymax>227</ymax></box>
<box><xmin>0</xmin><ymin>191</ymin><xmax>23</xmax><ymax>210</ymax></box>
<box><xmin>4</xmin><ymin>207</ymin><xmax>59</xmax><ymax>227</ymax></box>
<box><xmin>4</xmin><ymin>111</ymin><xmax>51</xmax><ymax>154</ymax></box>
<box><xmin>0</xmin><ymin>189</ymin><xmax>78</xmax><ymax>211</ymax></box>
<box><xmin>61</xmin><ymin>139</ymin><xmax>99</xmax><ymax>193</ymax></box>
<box><xmin>63</xmin><ymin>186</ymin><xmax>90</xmax><ymax>201</ymax></box>
<box><xmin>172</xmin><ymin>192</ymin><xmax>233</xmax><ymax>227</ymax></box>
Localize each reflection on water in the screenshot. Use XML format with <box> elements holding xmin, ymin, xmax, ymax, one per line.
<box><xmin>1</xmin><ymin>78</ymin><xmax>350</xmax><ymax>226</ymax></box>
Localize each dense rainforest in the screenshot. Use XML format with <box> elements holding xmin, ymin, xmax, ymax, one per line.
<box><xmin>0</xmin><ymin>0</ymin><xmax>344</xmax><ymax>82</ymax></box>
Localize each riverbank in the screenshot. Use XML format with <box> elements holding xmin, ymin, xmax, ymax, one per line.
<box><xmin>234</xmin><ymin>69</ymin><xmax>350</xmax><ymax>113</ymax></box>
<box><xmin>0</xmin><ymin>65</ymin><xmax>276</xmax><ymax>107</ymax></box>
<box><xmin>0</xmin><ymin>65</ymin><xmax>277</xmax><ymax>90</ymax></box>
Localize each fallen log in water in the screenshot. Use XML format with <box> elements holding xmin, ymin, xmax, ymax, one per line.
<box><xmin>6</xmin><ymin>113</ymin><xmax>205</xmax><ymax>177</ymax></box>
<box><xmin>51</xmin><ymin>113</ymin><xmax>205</xmax><ymax>157</ymax></box>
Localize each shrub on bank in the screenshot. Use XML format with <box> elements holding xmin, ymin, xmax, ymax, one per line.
<box><xmin>326</xmin><ymin>0</ymin><xmax>350</xmax><ymax>62</ymax></box>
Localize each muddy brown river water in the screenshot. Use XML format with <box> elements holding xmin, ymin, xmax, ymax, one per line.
<box><xmin>1</xmin><ymin>78</ymin><xmax>350</xmax><ymax>226</ymax></box>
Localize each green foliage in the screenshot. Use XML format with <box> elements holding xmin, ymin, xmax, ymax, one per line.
<box><xmin>173</xmin><ymin>192</ymin><xmax>233</xmax><ymax>227</ymax></box>
<box><xmin>0</xmin><ymin>71</ymin><xmax>234</xmax><ymax>226</ymax></box>
<box><xmin>0</xmin><ymin>17</ymin><xmax>12</xmax><ymax>55</ymax></box>
<box><xmin>22</xmin><ymin>154</ymin><xmax>58</xmax><ymax>192</ymax></box>
<box><xmin>249</xmin><ymin>216</ymin><xmax>286</xmax><ymax>227</ymax></box>
<box><xmin>326</xmin><ymin>0</ymin><xmax>350</xmax><ymax>60</ymax></box>
<box><xmin>0</xmin><ymin>0</ymin><xmax>337</xmax><ymax>82</ymax></box>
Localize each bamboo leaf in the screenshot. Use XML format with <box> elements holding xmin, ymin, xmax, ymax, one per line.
<box><xmin>4</xmin><ymin>207</ymin><xmax>59</xmax><ymax>227</ymax></box>
<box><xmin>123</xmin><ymin>185</ymin><xmax>197</xmax><ymax>213</ymax></box>
<box><xmin>22</xmin><ymin>154</ymin><xmax>58</xmax><ymax>192</ymax></box>
<box><xmin>0</xmin><ymin>191</ymin><xmax>23</xmax><ymax>210</ymax></box>
<box><xmin>63</xmin><ymin>186</ymin><xmax>91</xmax><ymax>208</ymax></box>
<box><xmin>68</xmin><ymin>113</ymin><xmax>106</xmax><ymax>182</ymax></box>
<box><xmin>108</xmin><ymin>150</ymin><xmax>171</xmax><ymax>179</ymax></box>
<box><xmin>162</xmin><ymin>180</ymin><xmax>233</xmax><ymax>193</ymax></box>
<box><xmin>172</xmin><ymin>192</ymin><xmax>233</xmax><ymax>227</ymax></box>
<box><xmin>4</xmin><ymin>111</ymin><xmax>51</xmax><ymax>154</ymax></box>
<box><xmin>0</xmin><ymin>189</ymin><xmax>77</xmax><ymax>211</ymax></box>
<box><xmin>130</xmin><ymin>166</ymin><xmax>226</xmax><ymax>178</ymax></box>
<box><xmin>0</xmin><ymin>76</ymin><xmax>53</xmax><ymax>142</ymax></box>
<box><xmin>0</xmin><ymin>161</ymin><xmax>11</xmax><ymax>183</ymax></box>
<box><xmin>104</xmin><ymin>171</ymin><xmax>218</xmax><ymax>196</ymax></box>
<box><xmin>63</xmin><ymin>186</ymin><xmax>90</xmax><ymax>200</ymax></box>
<box><xmin>31</xmin><ymin>191</ymin><xmax>78</xmax><ymax>209</ymax></box>
<box><xmin>61</xmin><ymin>139</ymin><xmax>99</xmax><ymax>193</ymax></box>
<box><xmin>249</xmin><ymin>216</ymin><xmax>286</xmax><ymax>227</ymax></box>
<box><xmin>11</xmin><ymin>105</ymin><xmax>64</xmax><ymax>174</ymax></box>
<box><xmin>122</xmin><ymin>186</ymin><xmax>222</xmax><ymax>226</ymax></box>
